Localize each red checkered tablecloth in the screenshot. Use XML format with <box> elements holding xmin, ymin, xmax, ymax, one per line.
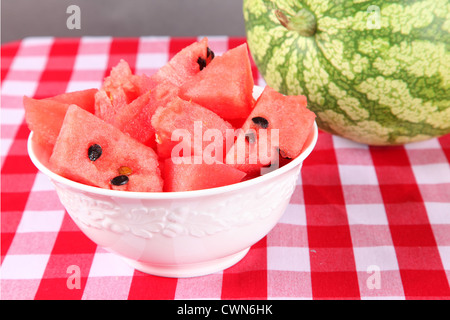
<box><xmin>1</xmin><ymin>36</ymin><xmax>450</xmax><ymax>300</ymax></box>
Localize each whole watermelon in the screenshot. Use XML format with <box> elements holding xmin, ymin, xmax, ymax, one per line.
<box><xmin>243</xmin><ymin>0</ymin><xmax>450</xmax><ymax>145</ymax></box>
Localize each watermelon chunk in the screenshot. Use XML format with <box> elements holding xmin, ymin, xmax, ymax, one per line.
<box><xmin>45</xmin><ymin>88</ymin><xmax>97</xmax><ymax>113</ymax></box>
<box><xmin>108</xmin><ymin>81</ymin><xmax>180</xmax><ymax>148</ymax></box>
<box><xmin>226</xmin><ymin>86</ymin><xmax>316</xmax><ymax>174</ymax></box>
<box><xmin>24</xmin><ymin>88</ymin><xmax>98</xmax><ymax>150</ymax></box>
<box><xmin>179</xmin><ymin>43</ymin><xmax>254</xmax><ymax>120</ymax></box>
<box><xmin>49</xmin><ymin>105</ymin><xmax>163</xmax><ymax>192</ymax></box>
<box><xmin>95</xmin><ymin>59</ymin><xmax>155</xmax><ymax>123</ymax></box>
<box><xmin>164</xmin><ymin>156</ymin><xmax>246</xmax><ymax>192</ymax></box>
<box><xmin>151</xmin><ymin>96</ymin><xmax>234</xmax><ymax>160</ymax></box>
<box><xmin>151</xmin><ymin>37</ymin><xmax>211</xmax><ymax>87</ymax></box>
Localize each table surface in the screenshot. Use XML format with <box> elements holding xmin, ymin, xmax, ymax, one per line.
<box><xmin>1</xmin><ymin>36</ymin><xmax>450</xmax><ymax>300</ymax></box>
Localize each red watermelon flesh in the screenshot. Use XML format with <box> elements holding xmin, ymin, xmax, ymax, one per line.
<box><xmin>111</xmin><ymin>81</ymin><xmax>180</xmax><ymax>148</ymax></box>
<box><xmin>163</xmin><ymin>156</ymin><xmax>246</xmax><ymax>192</ymax></box>
<box><xmin>244</xmin><ymin>86</ymin><xmax>315</xmax><ymax>160</ymax></box>
<box><xmin>151</xmin><ymin>38</ymin><xmax>211</xmax><ymax>87</ymax></box>
<box><xmin>49</xmin><ymin>104</ymin><xmax>163</xmax><ymax>192</ymax></box>
<box><xmin>24</xmin><ymin>88</ymin><xmax>98</xmax><ymax>150</ymax></box>
<box><xmin>45</xmin><ymin>88</ymin><xmax>97</xmax><ymax>113</ymax></box>
<box><xmin>226</xmin><ymin>86</ymin><xmax>315</xmax><ymax>174</ymax></box>
<box><xmin>151</xmin><ymin>96</ymin><xmax>234</xmax><ymax>160</ymax></box>
<box><xmin>178</xmin><ymin>43</ymin><xmax>254</xmax><ymax>120</ymax></box>
<box><xmin>95</xmin><ymin>59</ymin><xmax>156</xmax><ymax>123</ymax></box>
<box><xmin>225</xmin><ymin>128</ymin><xmax>279</xmax><ymax>175</ymax></box>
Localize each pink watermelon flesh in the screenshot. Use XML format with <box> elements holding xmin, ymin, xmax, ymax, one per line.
<box><xmin>24</xmin><ymin>88</ymin><xmax>98</xmax><ymax>150</ymax></box>
<box><xmin>49</xmin><ymin>105</ymin><xmax>163</xmax><ymax>192</ymax></box>
<box><xmin>45</xmin><ymin>88</ymin><xmax>97</xmax><ymax>114</ymax></box>
<box><xmin>179</xmin><ymin>43</ymin><xmax>254</xmax><ymax>120</ymax></box>
<box><xmin>95</xmin><ymin>59</ymin><xmax>156</xmax><ymax>123</ymax></box>
<box><xmin>151</xmin><ymin>38</ymin><xmax>211</xmax><ymax>87</ymax></box>
<box><xmin>151</xmin><ymin>96</ymin><xmax>234</xmax><ymax>160</ymax></box>
<box><xmin>111</xmin><ymin>80</ymin><xmax>179</xmax><ymax>148</ymax></box>
<box><xmin>164</xmin><ymin>156</ymin><xmax>246</xmax><ymax>192</ymax></box>
<box><xmin>226</xmin><ymin>86</ymin><xmax>315</xmax><ymax>174</ymax></box>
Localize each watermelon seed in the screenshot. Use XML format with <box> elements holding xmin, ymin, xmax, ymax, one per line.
<box><xmin>88</xmin><ymin>144</ymin><xmax>102</xmax><ymax>161</ymax></box>
<box><xmin>251</xmin><ymin>116</ymin><xmax>269</xmax><ymax>129</ymax></box>
<box><xmin>197</xmin><ymin>57</ymin><xmax>207</xmax><ymax>70</ymax></box>
<box><xmin>118</xmin><ymin>166</ymin><xmax>133</xmax><ymax>176</ymax></box>
<box><xmin>278</xmin><ymin>148</ymin><xmax>291</xmax><ymax>159</ymax></box>
<box><xmin>245</xmin><ymin>131</ymin><xmax>256</xmax><ymax>144</ymax></box>
<box><xmin>110</xmin><ymin>175</ymin><xmax>129</xmax><ymax>186</ymax></box>
<box><xmin>207</xmin><ymin>47</ymin><xmax>215</xmax><ymax>62</ymax></box>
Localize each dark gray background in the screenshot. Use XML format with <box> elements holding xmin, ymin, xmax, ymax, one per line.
<box><xmin>1</xmin><ymin>0</ymin><xmax>247</xmax><ymax>44</ymax></box>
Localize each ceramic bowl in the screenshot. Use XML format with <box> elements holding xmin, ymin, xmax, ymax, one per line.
<box><xmin>27</xmin><ymin>86</ymin><xmax>318</xmax><ymax>277</ymax></box>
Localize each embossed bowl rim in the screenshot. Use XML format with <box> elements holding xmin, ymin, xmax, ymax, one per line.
<box><xmin>27</xmin><ymin>86</ymin><xmax>318</xmax><ymax>200</ymax></box>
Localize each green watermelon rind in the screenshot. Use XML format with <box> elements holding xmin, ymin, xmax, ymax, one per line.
<box><xmin>243</xmin><ymin>0</ymin><xmax>450</xmax><ymax>145</ymax></box>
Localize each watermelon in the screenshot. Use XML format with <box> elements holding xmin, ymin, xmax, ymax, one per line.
<box><xmin>95</xmin><ymin>59</ymin><xmax>155</xmax><ymax>124</ymax></box>
<box><xmin>152</xmin><ymin>37</ymin><xmax>213</xmax><ymax>87</ymax></box>
<box><xmin>94</xmin><ymin>59</ymin><xmax>179</xmax><ymax>147</ymax></box>
<box><xmin>110</xmin><ymin>80</ymin><xmax>179</xmax><ymax>148</ymax></box>
<box><xmin>151</xmin><ymin>96</ymin><xmax>234</xmax><ymax>160</ymax></box>
<box><xmin>243</xmin><ymin>0</ymin><xmax>450</xmax><ymax>145</ymax></box>
<box><xmin>24</xmin><ymin>88</ymin><xmax>98</xmax><ymax>151</ymax></box>
<box><xmin>49</xmin><ymin>105</ymin><xmax>163</xmax><ymax>192</ymax></box>
<box><xmin>179</xmin><ymin>43</ymin><xmax>255</xmax><ymax>120</ymax></box>
<box><xmin>163</xmin><ymin>156</ymin><xmax>247</xmax><ymax>192</ymax></box>
<box><xmin>226</xmin><ymin>85</ymin><xmax>315</xmax><ymax>174</ymax></box>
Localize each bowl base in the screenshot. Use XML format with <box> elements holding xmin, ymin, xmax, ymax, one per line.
<box><xmin>122</xmin><ymin>247</ymin><xmax>250</xmax><ymax>278</ymax></box>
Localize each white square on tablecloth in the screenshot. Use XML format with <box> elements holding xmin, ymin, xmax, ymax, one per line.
<box><xmin>353</xmin><ymin>246</ymin><xmax>399</xmax><ymax>272</ymax></box>
<box><xmin>332</xmin><ymin>135</ymin><xmax>369</xmax><ymax>149</ymax></box>
<box><xmin>10</xmin><ymin>56</ymin><xmax>48</xmax><ymax>71</ymax></box>
<box><xmin>412</xmin><ymin>163</ymin><xmax>450</xmax><ymax>184</ymax></box>
<box><xmin>346</xmin><ymin>204</ymin><xmax>388</xmax><ymax>225</ymax></box>
<box><xmin>88</xmin><ymin>252</ymin><xmax>135</xmax><ymax>277</ymax></box>
<box><xmin>279</xmin><ymin>204</ymin><xmax>307</xmax><ymax>226</ymax></box>
<box><xmin>404</xmin><ymin>138</ymin><xmax>442</xmax><ymax>150</ymax></box>
<box><xmin>1</xmin><ymin>80</ymin><xmax>38</xmax><ymax>97</ymax></box>
<box><xmin>267</xmin><ymin>247</ymin><xmax>311</xmax><ymax>272</ymax></box>
<box><xmin>0</xmin><ymin>254</ymin><xmax>50</xmax><ymax>279</ymax></box>
<box><xmin>16</xmin><ymin>210</ymin><xmax>65</xmax><ymax>233</ymax></box>
<box><xmin>65</xmin><ymin>81</ymin><xmax>102</xmax><ymax>93</ymax></box>
<box><xmin>338</xmin><ymin>164</ymin><xmax>379</xmax><ymax>185</ymax></box>
<box><xmin>437</xmin><ymin>246</ymin><xmax>450</xmax><ymax>271</ymax></box>
<box><xmin>135</xmin><ymin>53</ymin><xmax>168</xmax><ymax>70</ymax></box>
<box><xmin>425</xmin><ymin>203</ymin><xmax>450</xmax><ymax>224</ymax></box>
<box><xmin>1</xmin><ymin>108</ymin><xmax>25</xmax><ymax>125</ymax></box>
<box><xmin>31</xmin><ymin>172</ymin><xmax>56</xmax><ymax>192</ymax></box>
<box><xmin>1</xmin><ymin>138</ymin><xmax>13</xmax><ymax>157</ymax></box>
<box><xmin>73</xmin><ymin>54</ymin><xmax>109</xmax><ymax>70</ymax></box>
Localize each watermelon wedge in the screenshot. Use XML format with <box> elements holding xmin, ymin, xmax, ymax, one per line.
<box><xmin>49</xmin><ymin>105</ymin><xmax>163</xmax><ymax>192</ymax></box>
<box><xmin>95</xmin><ymin>59</ymin><xmax>156</xmax><ymax>123</ymax></box>
<box><xmin>24</xmin><ymin>88</ymin><xmax>98</xmax><ymax>151</ymax></box>
<box><xmin>163</xmin><ymin>156</ymin><xmax>246</xmax><ymax>192</ymax></box>
<box><xmin>151</xmin><ymin>96</ymin><xmax>234</xmax><ymax>160</ymax></box>
<box><xmin>179</xmin><ymin>43</ymin><xmax>254</xmax><ymax>120</ymax></box>
<box><xmin>151</xmin><ymin>37</ymin><xmax>212</xmax><ymax>87</ymax></box>
<box><xmin>110</xmin><ymin>81</ymin><xmax>179</xmax><ymax>148</ymax></box>
<box><xmin>226</xmin><ymin>86</ymin><xmax>315</xmax><ymax>174</ymax></box>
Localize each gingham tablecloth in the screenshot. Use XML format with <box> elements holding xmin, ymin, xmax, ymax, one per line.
<box><xmin>1</xmin><ymin>36</ymin><xmax>450</xmax><ymax>300</ymax></box>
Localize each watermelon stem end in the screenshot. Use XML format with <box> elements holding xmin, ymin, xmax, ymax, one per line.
<box><xmin>274</xmin><ymin>8</ymin><xmax>316</xmax><ymax>37</ymax></box>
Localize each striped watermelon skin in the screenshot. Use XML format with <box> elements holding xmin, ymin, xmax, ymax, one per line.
<box><xmin>243</xmin><ymin>0</ymin><xmax>450</xmax><ymax>145</ymax></box>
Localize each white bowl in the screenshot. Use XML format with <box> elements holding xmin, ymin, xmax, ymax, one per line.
<box><xmin>27</xmin><ymin>87</ymin><xmax>318</xmax><ymax>277</ymax></box>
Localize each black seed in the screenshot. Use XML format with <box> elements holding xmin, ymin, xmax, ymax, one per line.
<box><xmin>88</xmin><ymin>144</ymin><xmax>102</xmax><ymax>161</ymax></box>
<box><xmin>278</xmin><ymin>148</ymin><xmax>291</xmax><ymax>159</ymax></box>
<box><xmin>207</xmin><ymin>47</ymin><xmax>215</xmax><ymax>60</ymax></box>
<box><xmin>251</xmin><ymin>116</ymin><xmax>269</xmax><ymax>129</ymax></box>
<box><xmin>197</xmin><ymin>57</ymin><xmax>207</xmax><ymax>70</ymax></box>
<box><xmin>110</xmin><ymin>175</ymin><xmax>129</xmax><ymax>186</ymax></box>
<box><xmin>245</xmin><ymin>131</ymin><xmax>256</xmax><ymax>144</ymax></box>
